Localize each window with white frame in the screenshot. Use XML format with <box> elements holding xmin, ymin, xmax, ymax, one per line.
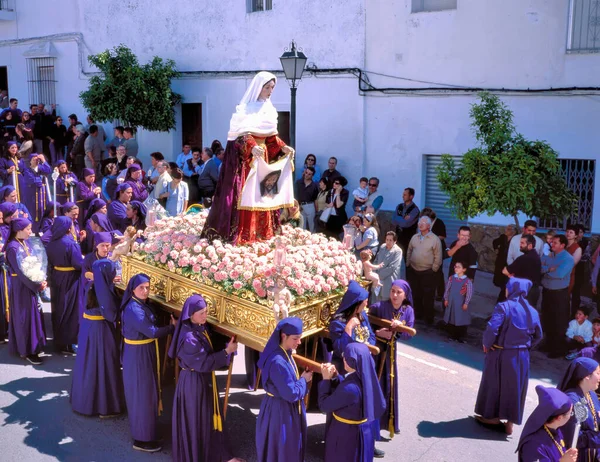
<box><xmin>26</xmin><ymin>57</ymin><xmax>56</xmax><ymax>106</ymax></box>
<box><xmin>247</xmin><ymin>0</ymin><xmax>272</xmax><ymax>13</ymax></box>
<box><xmin>568</xmin><ymin>0</ymin><xmax>600</xmax><ymax>52</ymax></box>
<box><xmin>412</xmin><ymin>0</ymin><xmax>457</xmax><ymax>13</ymax></box>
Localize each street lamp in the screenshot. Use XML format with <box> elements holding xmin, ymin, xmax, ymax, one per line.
<box><xmin>279</xmin><ymin>40</ymin><xmax>307</xmax><ymax>149</ymax></box>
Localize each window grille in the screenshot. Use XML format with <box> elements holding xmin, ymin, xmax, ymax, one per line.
<box><xmin>568</xmin><ymin>0</ymin><xmax>600</xmax><ymax>53</ymax></box>
<box><xmin>412</xmin><ymin>0</ymin><xmax>457</xmax><ymax>13</ymax></box>
<box><xmin>248</xmin><ymin>0</ymin><xmax>272</xmax><ymax>13</ymax></box>
<box><xmin>539</xmin><ymin>159</ymin><xmax>596</xmax><ymax>230</ymax></box>
<box><xmin>26</xmin><ymin>57</ymin><xmax>56</xmax><ymax>106</ymax></box>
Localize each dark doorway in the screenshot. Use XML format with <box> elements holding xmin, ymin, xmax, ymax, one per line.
<box><xmin>277</xmin><ymin>111</ymin><xmax>290</xmax><ymax>145</ymax></box>
<box><xmin>182</xmin><ymin>103</ymin><xmax>202</xmax><ymax>148</ymax></box>
<box><xmin>0</xmin><ymin>66</ymin><xmax>8</xmax><ymax>95</ymax></box>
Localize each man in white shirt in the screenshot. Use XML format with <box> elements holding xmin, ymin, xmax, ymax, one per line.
<box><xmin>153</xmin><ymin>161</ymin><xmax>172</xmax><ymax>200</ymax></box>
<box><xmin>506</xmin><ymin>219</ymin><xmax>544</xmax><ymax>265</ymax></box>
<box><xmin>176</xmin><ymin>144</ymin><xmax>192</xmax><ymax>170</ymax></box>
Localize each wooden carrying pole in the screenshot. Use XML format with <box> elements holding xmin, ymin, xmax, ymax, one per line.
<box><xmin>320</xmin><ymin>329</ymin><xmax>381</xmax><ymax>356</ymax></box>
<box><xmin>368</xmin><ymin>314</ymin><xmax>417</xmax><ymax>337</ymax></box>
<box><xmin>222</xmin><ymin>335</ymin><xmax>237</xmax><ymax>420</ymax></box>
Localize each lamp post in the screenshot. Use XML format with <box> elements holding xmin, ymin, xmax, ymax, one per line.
<box><xmin>279</xmin><ymin>40</ymin><xmax>307</xmax><ymax>149</ymax></box>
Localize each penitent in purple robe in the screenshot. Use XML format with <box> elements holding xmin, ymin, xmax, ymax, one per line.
<box><xmin>319</xmin><ymin>373</ymin><xmax>376</xmax><ymax>462</ymax></box>
<box><xmin>518</xmin><ymin>426</ymin><xmax>566</xmax><ymax>462</ymax></box>
<box><xmin>0</xmin><ymin>234</ymin><xmax>8</xmax><ymax>343</ymax></box>
<box><xmin>0</xmin><ymin>157</ymin><xmax>26</xmax><ymax>202</ymax></box>
<box><xmin>122</xmin><ymin>297</ymin><xmax>173</xmax><ymax>442</ymax></box>
<box><xmin>107</xmin><ymin>200</ymin><xmax>129</xmax><ymax>233</ymax></box>
<box><xmin>75</xmin><ymin>180</ymin><xmax>97</xmax><ymax>229</ymax></box>
<box><xmin>125</xmin><ymin>179</ymin><xmax>148</xmax><ymax>202</ymax></box>
<box><xmin>22</xmin><ymin>162</ymin><xmax>52</xmax><ymax>233</ymax></box>
<box><xmin>46</xmin><ymin>222</ymin><xmax>84</xmax><ymax>347</ymax></box>
<box><xmin>172</xmin><ymin>324</ymin><xmax>232</xmax><ymax>462</ymax></box>
<box><xmin>475</xmin><ymin>278</ymin><xmax>542</xmax><ymax>425</ymax></box>
<box><xmin>256</xmin><ymin>349</ymin><xmax>308</xmax><ymax>462</ymax></box>
<box><xmin>6</xmin><ymin>239</ymin><xmax>46</xmax><ymax>356</ymax></box>
<box><xmin>369</xmin><ymin>300</ymin><xmax>415</xmax><ymax>434</ymax></box>
<box><xmin>71</xmin><ymin>259</ymin><xmax>124</xmax><ymax>416</ymax></box>
<box><xmin>56</xmin><ymin>172</ymin><xmax>78</xmax><ymax>204</ymax></box>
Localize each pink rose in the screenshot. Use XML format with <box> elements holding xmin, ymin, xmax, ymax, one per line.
<box><xmin>192</xmin><ymin>264</ymin><xmax>201</xmax><ymax>273</ymax></box>
<box><xmin>160</xmin><ymin>254</ymin><xmax>167</xmax><ymax>264</ymax></box>
<box><xmin>233</xmin><ymin>281</ymin><xmax>243</xmax><ymax>290</ymax></box>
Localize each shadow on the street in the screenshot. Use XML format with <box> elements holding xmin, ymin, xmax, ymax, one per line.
<box><xmin>417</xmin><ymin>416</ymin><xmax>509</xmax><ymax>441</ymax></box>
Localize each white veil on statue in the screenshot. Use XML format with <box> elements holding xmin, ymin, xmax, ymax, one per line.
<box><xmin>227</xmin><ymin>71</ymin><xmax>279</xmax><ymax>141</ymax></box>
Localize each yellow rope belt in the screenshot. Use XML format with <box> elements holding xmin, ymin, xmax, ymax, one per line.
<box><xmin>202</xmin><ymin>331</ymin><xmax>223</xmax><ymax>432</ymax></box>
<box><xmin>3</xmin><ymin>270</ymin><xmax>9</xmax><ymax>323</ymax></box>
<box><xmin>54</xmin><ymin>266</ymin><xmax>76</xmax><ymax>272</ymax></box>
<box><xmin>83</xmin><ymin>313</ymin><xmax>105</xmax><ymax>321</ymax></box>
<box><xmin>124</xmin><ymin>337</ymin><xmax>163</xmax><ymax>415</ymax></box>
<box><xmin>333</xmin><ymin>413</ymin><xmax>367</xmax><ymax>425</ymax></box>
<box><xmin>492</xmin><ymin>344</ymin><xmax>504</xmax><ymax>350</ymax></box>
<box><xmin>10</xmin><ymin>273</ymin><xmax>17</xmax><ymax>277</ymax></box>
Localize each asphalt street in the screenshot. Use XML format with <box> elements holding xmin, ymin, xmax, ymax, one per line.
<box><xmin>0</xmin><ymin>306</ymin><xmax>568</xmax><ymax>462</ymax></box>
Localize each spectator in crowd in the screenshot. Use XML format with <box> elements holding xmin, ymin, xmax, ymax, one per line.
<box><xmin>214</xmin><ymin>147</ymin><xmax>225</xmax><ymax>171</ymax></box>
<box><xmin>354</xmin><ymin>212</ymin><xmax>380</xmax><ymax>258</ymax></box>
<box><xmin>196</xmin><ymin>147</ymin><xmax>219</xmax><ymax>207</ymax></box>
<box><xmin>175</xmin><ymin>143</ymin><xmax>192</xmax><ymax>171</ymax></box>
<box><xmin>593</xmin><ymin>249</ymin><xmax>600</xmax><ymax>309</ymax></box>
<box><xmin>100</xmin><ymin>146</ymin><xmax>117</xmax><ymax>174</ymax></box>
<box><xmin>351</xmin><ymin>176</ymin><xmax>369</xmax><ymax>212</ymax></box>
<box><xmin>314</xmin><ymin>178</ymin><xmax>330</xmax><ymax>233</ymax></box>
<box><xmin>21</xmin><ymin>111</ymin><xmax>35</xmax><ymax>131</ymax></box>
<box><xmin>183</xmin><ymin>147</ymin><xmax>201</xmax><ymax>205</ymax></box>
<box><xmin>31</xmin><ymin>105</ymin><xmax>48</xmax><ymax>155</ymax></box>
<box><xmin>542</xmin><ymin>229</ymin><xmax>557</xmax><ymax>256</ymax></box>
<box><xmin>117</xmin><ymin>156</ymin><xmax>139</xmax><ymax>182</ymax></box>
<box><xmin>122</xmin><ymin>127</ymin><xmax>138</xmax><ymax>156</ymax></box>
<box><xmin>565</xmin><ymin>306</ymin><xmax>594</xmax><ymax>360</ymax></box>
<box><xmin>1</xmin><ymin>110</ymin><xmax>17</xmax><ymax>141</ymax></box>
<box><xmin>364</xmin><ymin>177</ymin><xmax>384</xmax><ymax>215</ymax></box>
<box><xmin>210</xmin><ymin>139</ymin><xmax>222</xmax><ymax>155</ymax></box>
<box><xmin>161</xmin><ymin>169</ymin><xmax>189</xmax><ymax>216</ymax></box>
<box><xmin>372</xmin><ymin>231</ymin><xmax>403</xmax><ymax>303</ymax></box>
<box><xmin>474</xmin><ymin>277</ymin><xmax>542</xmax><ymax>436</ymax></box>
<box><xmin>503</xmin><ymin>234</ymin><xmax>542</xmax><ymax>306</ymax></box>
<box><xmin>152</xmin><ymin>161</ymin><xmax>172</xmax><ymax>203</ymax></box>
<box><xmin>84</xmin><ymin>125</ymin><xmax>103</xmax><ymax>178</ymax></box>
<box><xmin>297</xmin><ymin>153</ymin><xmax>321</xmax><ymax>182</ymax></box>
<box><xmin>0</xmin><ymin>98</ymin><xmax>22</xmax><ymax>121</ymax></box>
<box><xmin>115</xmin><ymin>145</ymin><xmax>128</xmax><ymax>172</ymax></box>
<box><xmin>295</xmin><ymin>166</ymin><xmax>318</xmax><ymax>233</ymax></box>
<box><xmin>406</xmin><ymin>216</ymin><xmax>442</xmax><ymax>325</ymax></box>
<box><xmin>322</xmin><ymin>156</ymin><xmax>341</xmax><ymax>187</ymax></box>
<box><xmin>16</xmin><ymin>123</ymin><xmax>34</xmax><ymax>158</ymax></box>
<box><xmin>506</xmin><ymin>220</ymin><xmax>543</xmax><ymax>265</ymax></box>
<box><xmin>279</xmin><ymin>200</ymin><xmax>304</xmax><ymax>228</ymax></box>
<box><xmin>0</xmin><ymin>90</ymin><xmax>8</xmax><ymax>109</ymax></box>
<box><xmin>86</xmin><ymin>115</ymin><xmax>106</xmax><ymax>145</ymax></box>
<box><xmin>146</xmin><ymin>152</ymin><xmax>164</xmax><ymax>185</ymax></box>
<box><xmin>565</xmin><ymin>224</ymin><xmax>582</xmax><ymax>317</ymax></box>
<box><xmin>393</xmin><ymin>187</ymin><xmax>420</xmax><ymax>257</ymax></box>
<box><xmin>324</xmin><ymin>176</ymin><xmax>349</xmax><ymax>240</ymax></box>
<box><xmin>447</xmin><ymin>226</ymin><xmax>478</xmax><ymax>280</ymax></box>
<box><xmin>70</xmin><ymin>124</ymin><xmax>87</xmax><ymax>178</ymax></box>
<box><xmin>443</xmin><ymin>261</ymin><xmax>474</xmax><ymax>343</ymax></box>
<box><xmin>572</xmin><ymin>223</ymin><xmax>589</xmax><ymax>315</ymax></box>
<box><xmin>48</xmin><ymin>115</ymin><xmax>67</xmax><ymax>164</ymax></box>
<box><xmin>540</xmin><ymin>234</ymin><xmax>575</xmax><ymax>358</ymax></box>
<box><xmin>421</xmin><ymin>207</ymin><xmax>448</xmax><ymax>301</ymax></box>
<box><xmin>102</xmin><ymin>162</ymin><xmax>118</xmax><ymax>202</ymax></box>
<box><xmin>493</xmin><ymin>224</ymin><xmax>517</xmax><ymax>301</ymax></box>
<box><xmin>107</xmin><ymin>126</ymin><xmax>126</xmax><ymax>149</ymax></box>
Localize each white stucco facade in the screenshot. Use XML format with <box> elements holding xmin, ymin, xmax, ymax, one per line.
<box><xmin>0</xmin><ymin>0</ymin><xmax>598</xmax><ymax>230</ymax></box>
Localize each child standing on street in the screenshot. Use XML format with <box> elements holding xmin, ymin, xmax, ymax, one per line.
<box><xmin>565</xmin><ymin>305</ymin><xmax>593</xmax><ymax>360</ymax></box>
<box><xmin>443</xmin><ymin>261</ymin><xmax>473</xmax><ymax>343</ymax></box>
<box><xmin>542</xmin><ymin>229</ymin><xmax>556</xmax><ymax>256</ymax></box>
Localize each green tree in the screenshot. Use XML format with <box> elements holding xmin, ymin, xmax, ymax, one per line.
<box><xmin>436</xmin><ymin>92</ymin><xmax>577</xmax><ymax>230</ymax></box>
<box><xmin>80</xmin><ymin>45</ymin><xmax>182</xmax><ymax>132</ymax></box>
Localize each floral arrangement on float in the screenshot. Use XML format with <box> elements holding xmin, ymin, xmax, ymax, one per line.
<box><xmin>134</xmin><ymin>211</ymin><xmax>361</xmax><ymax>305</ymax></box>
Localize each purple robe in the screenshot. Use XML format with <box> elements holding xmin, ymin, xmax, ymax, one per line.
<box><xmin>56</xmin><ymin>173</ymin><xmax>77</xmax><ymax>204</ymax></box>
<box><xmin>474</xmin><ymin>282</ymin><xmax>543</xmax><ymax>425</ymax></box>
<box><xmin>319</xmin><ymin>373</ymin><xmax>375</xmax><ymax>462</ymax></box>
<box><xmin>0</xmin><ymin>157</ymin><xmax>26</xmax><ymax>202</ymax></box>
<box><xmin>0</xmin><ymin>235</ymin><xmax>8</xmax><ymax>342</ymax></box>
<box><xmin>256</xmin><ymin>348</ymin><xmax>308</xmax><ymax>462</ymax></box>
<box><xmin>122</xmin><ymin>298</ymin><xmax>173</xmax><ymax>442</ymax></box>
<box><xmin>75</xmin><ymin>181</ymin><xmax>97</xmax><ymax>229</ymax></box>
<box><xmin>329</xmin><ymin>317</ymin><xmax>376</xmax><ymax>375</ymax></box>
<box><xmin>5</xmin><ymin>239</ymin><xmax>46</xmax><ymax>356</ymax></box>
<box><xmin>172</xmin><ymin>324</ymin><xmax>232</xmax><ymax>462</ymax></box>
<box><xmin>81</xmin><ymin>252</ymin><xmax>99</xmax><ymax>308</ymax></box>
<box><xmin>22</xmin><ymin>163</ymin><xmax>52</xmax><ymax>233</ymax></box>
<box><xmin>369</xmin><ymin>300</ymin><xmax>415</xmax><ymax>433</ymax></box>
<box><xmin>125</xmin><ymin>179</ymin><xmax>148</xmax><ymax>202</ymax></box>
<box><xmin>70</xmin><ymin>290</ymin><xmax>124</xmax><ymax>416</ymax></box>
<box><xmin>107</xmin><ymin>200</ymin><xmax>129</xmax><ymax>233</ymax></box>
<box><xmin>40</xmin><ymin>216</ymin><xmax>53</xmax><ymax>235</ymax></box>
<box><xmin>518</xmin><ymin>426</ymin><xmax>566</xmax><ymax>461</ymax></box>
<box><xmin>15</xmin><ymin>201</ymin><xmax>31</xmax><ymax>219</ymax></box>
<box><xmin>46</xmin><ymin>234</ymin><xmax>84</xmax><ymax>347</ymax></box>
<box><xmin>561</xmin><ymin>387</ymin><xmax>600</xmax><ymax>462</ymax></box>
